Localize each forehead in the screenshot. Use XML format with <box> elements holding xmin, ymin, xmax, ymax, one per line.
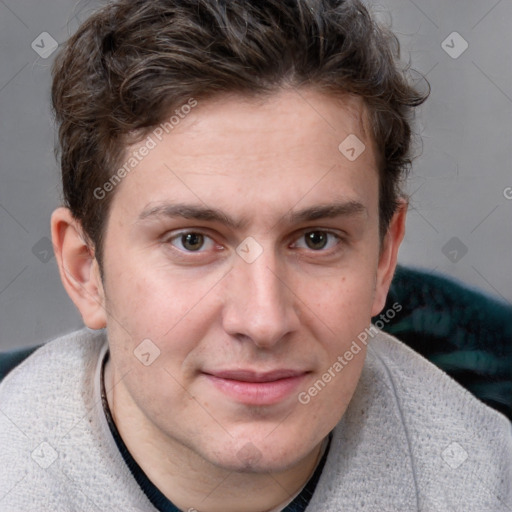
<box><xmin>108</xmin><ymin>88</ymin><xmax>379</xmax><ymax>226</ymax></box>
<box><xmin>161</xmin><ymin>88</ymin><xmax>374</xmax><ymax>158</ymax></box>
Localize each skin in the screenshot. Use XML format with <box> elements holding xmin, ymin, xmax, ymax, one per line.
<box><xmin>51</xmin><ymin>88</ymin><xmax>406</xmax><ymax>512</ymax></box>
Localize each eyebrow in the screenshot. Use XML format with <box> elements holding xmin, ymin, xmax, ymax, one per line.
<box><xmin>138</xmin><ymin>203</ymin><xmax>245</xmax><ymax>229</ymax></box>
<box><xmin>137</xmin><ymin>200</ymin><xmax>367</xmax><ymax>229</ymax></box>
<box><xmin>288</xmin><ymin>201</ymin><xmax>367</xmax><ymax>223</ymax></box>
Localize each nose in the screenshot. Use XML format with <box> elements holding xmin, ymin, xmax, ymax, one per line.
<box><xmin>221</xmin><ymin>244</ymin><xmax>300</xmax><ymax>349</ymax></box>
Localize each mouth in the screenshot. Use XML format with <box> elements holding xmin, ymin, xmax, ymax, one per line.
<box><xmin>202</xmin><ymin>369</ymin><xmax>309</xmax><ymax>405</ymax></box>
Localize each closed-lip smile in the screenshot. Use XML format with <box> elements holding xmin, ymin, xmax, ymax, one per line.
<box><xmin>203</xmin><ymin>368</ymin><xmax>309</xmax><ymax>405</ymax></box>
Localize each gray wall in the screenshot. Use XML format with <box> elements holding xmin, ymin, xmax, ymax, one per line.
<box><xmin>1</xmin><ymin>0</ymin><xmax>511</xmax><ymax>350</ymax></box>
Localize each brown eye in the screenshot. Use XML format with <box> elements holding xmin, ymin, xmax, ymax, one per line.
<box><xmin>181</xmin><ymin>232</ymin><xmax>204</xmax><ymax>251</ymax></box>
<box><xmin>165</xmin><ymin>230</ymin><xmax>223</xmax><ymax>261</ymax></box>
<box><xmin>304</xmin><ymin>231</ymin><xmax>328</xmax><ymax>250</ymax></box>
<box><xmin>292</xmin><ymin>230</ymin><xmax>341</xmax><ymax>253</ymax></box>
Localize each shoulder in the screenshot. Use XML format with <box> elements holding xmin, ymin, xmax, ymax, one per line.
<box><xmin>0</xmin><ymin>329</ymin><xmax>109</xmax><ymax>508</ymax></box>
<box><xmin>0</xmin><ymin>345</ymin><xmax>41</xmax><ymax>383</ymax></box>
<box><xmin>366</xmin><ymin>330</ymin><xmax>512</xmax><ymax>508</ymax></box>
<box><xmin>0</xmin><ymin>328</ymin><xmax>107</xmax><ymax>428</ymax></box>
<box><xmin>0</xmin><ymin>328</ymin><xmax>106</xmax><ymax>393</ymax></box>
<box><xmin>367</xmin><ymin>329</ymin><xmax>510</xmax><ymax>428</ymax></box>
<box><xmin>312</xmin><ymin>330</ymin><xmax>511</xmax><ymax>510</ymax></box>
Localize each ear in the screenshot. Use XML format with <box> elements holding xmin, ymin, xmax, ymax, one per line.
<box><xmin>51</xmin><ymin>207</ymin><xmax>107</xmax><ymax>329</ymax></box>
<box><xmin>371</xmin><ymin>199</ymin><xmax>407</xmax><ymax>316</ymax></box>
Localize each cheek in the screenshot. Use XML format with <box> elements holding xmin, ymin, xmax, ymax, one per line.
<box><xmin>104</xmin><ymin>254</ymin><xmax>217</xmax><ymax>335</ymax></box>
<box><xmin>294</xmin><ymin>266</ymin><xmax>377</xmax><ymax>333</ymax></box>
<box><xmin>102</xmin><ymin>257</ymin><xmax>230</xmax><ymax>389</ymax></box>
<box><xmin>296</xmin><ymin>343</ymin><xmax>367</xmax><ymax>436</ymax></box>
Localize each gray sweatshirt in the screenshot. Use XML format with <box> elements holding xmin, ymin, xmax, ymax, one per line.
<box><xmin>0</xmin><ymin>328</ymin><xmax>510</xmax><ymax>511</ymax></box>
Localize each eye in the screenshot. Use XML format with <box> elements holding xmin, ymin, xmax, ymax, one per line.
<box><xmin>292</xmin><ymin>230</ymin><xmax>340</xmax><ymax>251</ymax></box>
<box><xmin>167</xmin><ymin>231</ymin><xmax>216</xmax><ymax>252</ymax></box>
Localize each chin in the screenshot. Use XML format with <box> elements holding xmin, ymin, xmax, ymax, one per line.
<box><xmin>201</xmin><ymin>430</ymin><xmax>317</xmax><ymax>474</ymax></box>
<box><xmin>210</xmin><ymin>450</ymin><xmax>302</xmax><ymax>475</ymax></box>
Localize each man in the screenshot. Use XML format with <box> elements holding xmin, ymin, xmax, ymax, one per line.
<box><xmin>0</xmin><ymin>0</ymin><xmax>510</xmax><ymax>510</ymax></box>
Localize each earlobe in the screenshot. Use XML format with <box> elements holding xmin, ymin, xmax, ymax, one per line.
<box><xmin>51</xmin><ymin>207</ymin><xmax>107</xmax><ymax>330</ymax></box>
<box><xmin>371</xmin><ymin>199</ymin><xmax>407</xmax><ymax>317</ymax></box>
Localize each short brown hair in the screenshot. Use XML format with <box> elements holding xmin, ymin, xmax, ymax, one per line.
<box><xmin>52</xmin><ymin>0</ymin><xmax>428</xmax><ymax>266</ymax></box>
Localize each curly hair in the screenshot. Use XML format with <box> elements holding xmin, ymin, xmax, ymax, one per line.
<box><xmin>51</xmin><ymin>0</ymin><xmax>428</xmax><ymax>266</ymax></box>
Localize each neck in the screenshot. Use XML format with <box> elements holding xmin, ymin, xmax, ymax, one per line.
<box><xmin>104</xmin><ymin>358</ymin><xmax>324</xmax><ymax>512</ymax></box>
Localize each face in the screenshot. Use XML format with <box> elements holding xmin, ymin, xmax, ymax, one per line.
<box><xmin>96</xmin><ymin>89</ymin><xmax>398</xmax><ymax>473</ymax></box>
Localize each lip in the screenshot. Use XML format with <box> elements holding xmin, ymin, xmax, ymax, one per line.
<box><xmin>203</xmin><ymin>369</ymin><xmax>308</xmax><ymax>405</ymax></box>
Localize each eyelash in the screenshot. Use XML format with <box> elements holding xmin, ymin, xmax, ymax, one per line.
<box><xmin>164</xmin><ymin>229</ymin><xmax>344</xmax><ymax>257</ymax></box>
